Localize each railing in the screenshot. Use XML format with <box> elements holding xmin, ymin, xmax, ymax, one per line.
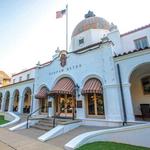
<box><xmin>26</xmin><ymin>105</ymin><xmax>76</xmax><ymax>129</ymax></box>
<box><xmin>52</xmin><ymin>106</ymin><xmax>75</xmax><ymax>128</ymax></box>
<box><xmin>26</xmin><ymin>106</ymin><xmax>45</xmax><ymax>129</ymax></box>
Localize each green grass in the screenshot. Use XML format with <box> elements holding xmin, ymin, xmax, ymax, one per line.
<box><xmin>76</xmin><ymin>142</ymin><xmax>150</xmax><ymax>150</ymax></box>
<box><xmin>0</xmin><ymin>115</ymin><xmax>9</xmax><ymax>125</ymax></box>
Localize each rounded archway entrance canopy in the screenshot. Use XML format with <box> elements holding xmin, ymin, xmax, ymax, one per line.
<box><xmin>49</xmin><ymin>78</ymin><xmax>75</xmax><ymax>95</ymax></box>
<box><xmin>82</xmin><ymin>78</ymin><xmax>103</xmax><ymax>94</ymax></box>
<box><xmin>35</xmin><ymin>87</ymin><xmax>48</xmax><ymax>99</ymax></box>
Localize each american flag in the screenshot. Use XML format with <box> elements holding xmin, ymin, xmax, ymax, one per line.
<box><xmin>56</xmin><ymin>9</ymin><xmax>66</xmax><ymax>19</ymax></box>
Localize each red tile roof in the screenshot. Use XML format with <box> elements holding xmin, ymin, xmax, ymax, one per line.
<box><xmin>12</xmin><ymin>61</ymin><xmax>52</xmax><ymax>77</ymax></box>
<box><xmin>114</xmin><ymin>47</ymin><xmax>150</xmax><ymax>58</ymax></box>
<box><xmin>0</xmin><ymin>78</ymin><xmax>34</xmax><ymax>88</ymax></box>
<box><xmin>121</xmin><ymin>24</ymin><xmax>150</xmax><ymax>37</ymax></box>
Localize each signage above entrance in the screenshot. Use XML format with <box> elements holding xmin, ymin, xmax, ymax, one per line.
<box><xmin>59</xmin><ymin>50</ymin><xmax>67</xmax><ymax>67</ymax></box>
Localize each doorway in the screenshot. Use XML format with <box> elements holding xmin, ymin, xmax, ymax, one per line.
<box><xmin>55</xmin><ymin>94</ymin><xmax>76</xmax><ymax>118</ymax></box>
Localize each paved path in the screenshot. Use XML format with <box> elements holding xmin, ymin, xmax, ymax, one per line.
<box><xmin>46</xmin><ymin>125</ymin><xmax>115</xmax><ymax>148</ymax></box>
<box><xmin>0</xmin><ymin>128</ymin><xmax>62</xmax><ymax>150</ymax></box>
<box><xmin>15</xmin><ymin>128</ymin><xmax>45</xmax><ymax>139</ymax></box>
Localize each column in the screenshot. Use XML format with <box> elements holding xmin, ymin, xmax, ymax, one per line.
<box><xmin>18</xmin><ymin>96</ymin><xmax>24</xmax><ymax>114</ymax></box>
<box><xmin>1</xmin><ymin>98</ymin><xmax>5</xmax><ymax>112</ymax></box>
<box><xmin>123</xmin><ymin>84</ymin><xmax>135</xmax><ymax>121</ymax></box>
<box><xmin>104</xmin><ymin>84</ymin><xmax>122</xmax><ymax>121</ymax></box>
<box><xmin>8</xmin><ymin>96</ymin><xmax>14</xmax><ymax>112</ymax></box>
<box><xmin>30</xmin><ymin>94</ymin><xmax>34</xmax><ymax>113</ymax></box>
<box><xmin>48</xmin><ymin>96</ymin><xmax>54</xmax><ymax>117</ymax></box>
<box><xmin>76</xmin><ymin>94</ymin><xmax>86</xmax><ymax>119</ymax></box>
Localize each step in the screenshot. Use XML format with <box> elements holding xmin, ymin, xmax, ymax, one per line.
<box><xmin>38</xmin><ymin>121</ymin><xmax>53</xmax><ymax>127</ymax></box>
<box><xmin>31</xmin><ymin>124</ymin><xmax>52</xmax><ymax>131</ymax></box>
<box><xmin>57</xmin><ymin>119</ymin><xmax>81</xmax><ymax>125</ymax></box>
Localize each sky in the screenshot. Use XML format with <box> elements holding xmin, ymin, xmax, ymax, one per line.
<box><xmin>0</xmin><ymin>0</ymin><xmax>150</xmax><ymax>75</ymax></box>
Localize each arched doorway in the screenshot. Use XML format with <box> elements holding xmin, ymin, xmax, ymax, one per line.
<box><xmin>13</xmin><ymin>90</ymin><xmax>19</xmax><ymax>112</ymax></box>
<box><xmin>50</xmin><ymin>77</ymin><xmax>76</xmax><ymax>118</ymax></box>
<box><xmin>23</xmin><ymin>88</ymin><xmax>32</xmax><ymax>114</ymax></box>
<box><xmin>0</xmin><ymin>92</ymin><xmax>2</xmax><ymax>110</ymax></box>
<box><xmin>4</xmin><ymin>91</ymin><xmax>10</xmax><ymax>111</ymax></box>
<box><xmin>130</xmin><ymin>63</ymin><xmax>150</xmax><ymax>120</ymax></box>
<box><xmin>82</xmin><ymin>78</ymin><xmax>104</xmax><ymax>118</ymax></box>
<box><xmin>35</xmin><ymin>86</ymin><xmax>49</xmax><ymax>114</ymax></box>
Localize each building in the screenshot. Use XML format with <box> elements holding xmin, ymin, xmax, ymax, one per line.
<box><xmin>0</xmin><ymin>11</ymin><xmax>150</xmax><ymax>125</ymax></box>
<box><xmin>0</xmin><ymin>71</ymin><xmax>10</xmax><ymax>87</ymax></box>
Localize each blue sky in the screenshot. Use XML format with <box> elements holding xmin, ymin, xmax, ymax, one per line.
<box><xmin>0</xmin><ymin>0</ymin><xmax>150</xmax><ymax>75</ymax></box>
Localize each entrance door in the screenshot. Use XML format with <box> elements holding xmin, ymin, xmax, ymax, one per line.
<box><xmin>86</xmin><ymin>93</ymin><xmax>104</xmax><ymax>118</ymax></box>
<box><xmin>56</xmin><ymin>94</ymin><xmax>75</xmax><ymax>118</ymax></box>
<box><xmin>40</xmin><ymin>99</ymin><xmax>48</xmax><ymax>114</ymax></box>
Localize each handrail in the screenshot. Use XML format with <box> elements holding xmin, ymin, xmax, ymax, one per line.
<box><xmin>26</xmin><ymin>105</ymin><xmax>76</xmax><ymax>128</ymax></box>
<box><xmin>52</xmin><ymin>106</ymin><xmax>75</xmax><ymax>127</ymax></box>
<box><xmin>26</xmin><ymin>106</ymin><xmax>45</xmax><ymax>129</ymax></box>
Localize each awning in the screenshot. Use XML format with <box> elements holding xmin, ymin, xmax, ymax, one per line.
<box><xmin>35</xmin><ymin>87</ymin><xmax>48</xmax><ymax>99</ymax></box>
<box><xmin>82</xmin><ymin>78</ymin><xmax>103</xmax><ymax>94</ymax></box>
<box><xmin>49</xmin><ymin>78</ymin><xmax>75</xmax><ymax>95</ymax></box>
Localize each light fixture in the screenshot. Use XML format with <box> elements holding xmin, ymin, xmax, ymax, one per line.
<box><xmin>75</xmin><ymin>84</ymin><xmax>80</xmax><ymax>97</ymax></box>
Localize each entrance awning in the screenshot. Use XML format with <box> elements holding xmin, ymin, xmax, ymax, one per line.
<box><xmin>35</xmin><ymin>87</ymin><xmax>48</xmax><ymax>99</ymax></box>
<box><xmin>49</xmin><ymin>78</ymin><xmax>75</xmax><ymax>95</ymax></box>
<box><xmin>82</xmin><ymin>78</ymin><xmax>102</xmax><ymax>94</ymax></box>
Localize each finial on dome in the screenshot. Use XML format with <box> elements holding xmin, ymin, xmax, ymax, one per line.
<box><xmin>109</xmin><ymin>22</ymin><xmax>118</xmax><ymax>31</ymax></box>
<box><xmin>84</xmin><ymin>10</ymin><xmax>95</xmax><ymax>18</ymax></box>
<box><xmin>55</xmin><ymin>47</ymin><xmax>60</xmax><ymax>53</ymax></box>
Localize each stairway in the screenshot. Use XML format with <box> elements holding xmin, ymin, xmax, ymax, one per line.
<box><xmin>31</xmin><ymin>118</ymin><xmax>53</xmax><ymax>131</ymax></box>
<box><xmin>30</xmin><ymin>117</ymin><xmax>81</xmax><ymax>131</ymax></box>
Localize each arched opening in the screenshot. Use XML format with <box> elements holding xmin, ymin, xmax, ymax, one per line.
<box><xmin>0</xmin><ymin>92</ymin><xmax>2</xmax><ymax>110</ymax></box>
<box><xmin>35</xmin><ymin>86</ymin><xmax>49</xmax><ymax>114</ymax></box>
<box><xmin>49</xmin><ymin>77</ymin><xmax>76</xmax><ymax>118</ymax></box>
<box><xmin>13</xmin><ymin>90</ymin><xmax>19</xmax><ymax>112</ymax></box>
<box><xmin>130</xmin><ymin>63</ymin><xmax>150</xmax><ymax>121</ymax></box>
<box><xmin>23</xmin><ymin>88</ymin><xmax>32</xmax><ymax>114</ymax></box>
<box><xmin>82</xmin><ymin>78</ymin><xmax>104</xmax><ymax>118</ymax></box>
<box><xmin>4</xmin><ymin>91</ymin><xmax>10</xmax><ymax>112</ymax></box>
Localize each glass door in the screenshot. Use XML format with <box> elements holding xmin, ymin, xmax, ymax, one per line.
<box><xmin>87</xmin><ymin>93</ymin><xmax>104</xmax><ymax>117</ymax></box>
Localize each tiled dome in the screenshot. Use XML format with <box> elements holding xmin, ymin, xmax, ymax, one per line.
<box><xmin>72</xmin><ymin>16</ymin><xmax>110</xmax><ymax>37</ymax></box>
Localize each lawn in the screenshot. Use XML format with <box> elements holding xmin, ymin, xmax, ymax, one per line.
<box><xmin>0</xmin><ymin>115</ymin><xmax>9</xmax><ymax>125</ymax></box>
<box><xmin>76</xmin><ymin>142</ymin><xmax>150</xmax><ymax>150</ymax></box>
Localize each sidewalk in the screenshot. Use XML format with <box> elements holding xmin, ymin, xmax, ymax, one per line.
<box><xmin>0</xmin><ymin>128</ymin><xmax>63</xmax><ymax>150</ymax></box>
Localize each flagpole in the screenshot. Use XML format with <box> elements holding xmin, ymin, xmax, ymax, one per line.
<box><xmin>66</xmin><ymin>4</ymin><xmax>68</xmax><ymax>51</ymax></box>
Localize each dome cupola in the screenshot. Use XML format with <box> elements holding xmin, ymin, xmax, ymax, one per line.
<box><xmin>72</xmin><ymin>11</ymin><xmax>110</xmax><ymax>38</ymax></box>
<box><xmin>70</xmin><ymin>11</ymin><xmax>111</xmax><ymax>52</ymax></box>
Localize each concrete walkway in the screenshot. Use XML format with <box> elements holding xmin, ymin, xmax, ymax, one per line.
<box><xmin>46</xmin><ymin>125</ymin><xmax>115</xmax><ymax>148</ymax></box>
<box><xmin>0</xmin><ymin>128</ymin><xmax>62</xmax><ymax>150</ymax></box>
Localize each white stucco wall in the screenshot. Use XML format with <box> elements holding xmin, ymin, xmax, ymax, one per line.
<box><xmin>11</xmin><ymin>68</ymin><xmax>35</xmax><ymax>84</ymax></box>
<box><xmin>121</xmin><ymin>27</ymin><xmax>150</xmax><ymax>53</ymax></box>
<box><xmin>114</xmin><ymin>48</ymin><xmax>150</xmax><ymax>119</ymax></box>
<box><xmin>0</xmin><ymin>79</ymin><xmax>34</xmax><ymax>113</ymax></box>
<box><xmin>71</xmin><ymin>29</ymin><xmax>109</xmax><ymax>51</ymax></box>
<box><xmin>34</xmin><ymin>42</ymin><xmax>123</xmax><ymax>121</ymax></box>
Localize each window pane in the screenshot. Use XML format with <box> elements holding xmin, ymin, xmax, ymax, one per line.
<box><xmin>96</xmin><ymin>94</ymin><xmax>104</xmax><ymax>115</ymax></box>
<box><xmin>134</xmin><ymin>37</ymin><xmax>148</xmax><ymax>49</ymax></box>
<box><xmin>141</xmin><ymin>38</ymin><xmax>148</xmax><ymax>48</ymax></box>
<box><xmin>79</xmin><ymin>38</ymin><xmax>84</xmax><ymax>45</ymax></box>
<box><xmin>141</xmin><ymin>76</ymin><xmax>150</xmax><ymax>94</ymax></box>
<box><xmin>88</xmin><ymin>94</ymin><xmax>95</xmax><ymax>115</ymax></box>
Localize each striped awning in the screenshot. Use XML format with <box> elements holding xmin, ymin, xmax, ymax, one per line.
<box><xmin>82</xmin><ymin>78</ymin><xmax>103</xmax><ymax>94</ymax></box>
<box><xmin>35</xmin><ymin>87</ymin><xmax>48</xmax><ymax>99</ymax></box>
<box><xmin>49</xmin><ymin>78</ymin><xmax>75</xmax><ymax>95</ymax></box>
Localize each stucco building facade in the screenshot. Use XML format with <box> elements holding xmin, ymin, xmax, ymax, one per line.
<box><xmin>0</xmin><ymin>11</ymin><xmax>150</xmax><ymax>125</ymax></box>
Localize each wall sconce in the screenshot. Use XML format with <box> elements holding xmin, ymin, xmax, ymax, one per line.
<box><xmin>75</xmin><ymin>84</ymin><xmax>80</xmax><ymax>97</ymax></box>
